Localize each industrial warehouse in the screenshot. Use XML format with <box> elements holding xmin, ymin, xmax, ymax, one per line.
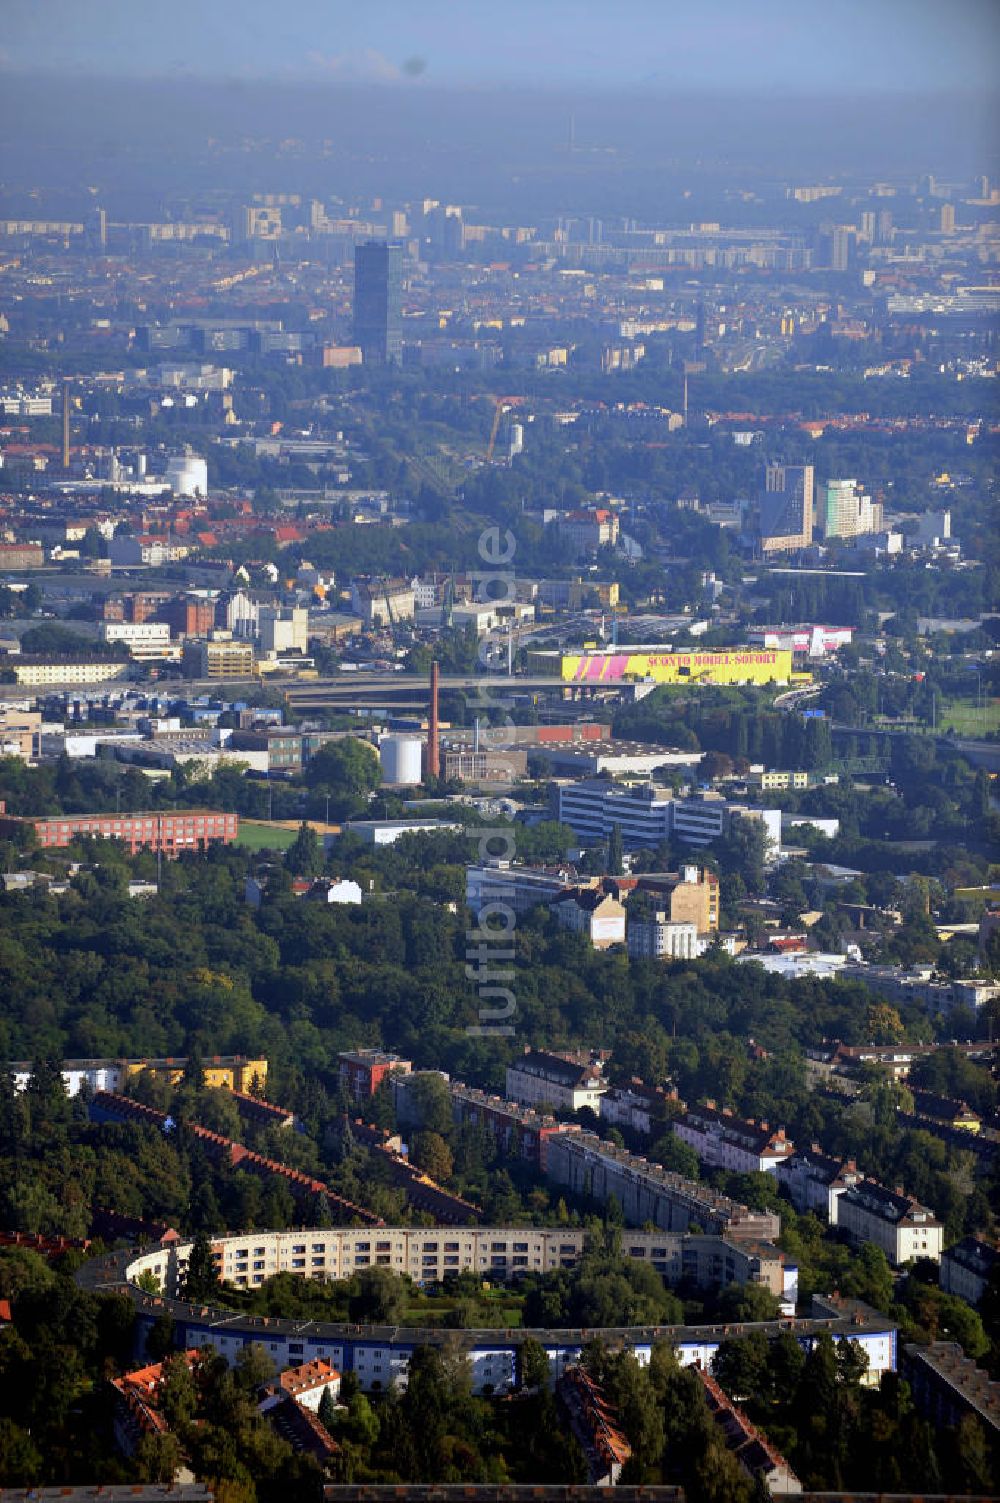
<box><xmin>528</xmin><ymin>647</ymin><xmax>797</xmax><ymax>686</ymax></box>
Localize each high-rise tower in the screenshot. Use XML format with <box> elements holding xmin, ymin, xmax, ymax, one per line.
<box><xmin>758</xmin><ymin>464</ymin><xmax>814</xmax><ymax>554</ymax></box>
<box><xmin>353</xmin><ymin>241</ymin><xmax>403</xmax><ymax>365</ymax></box>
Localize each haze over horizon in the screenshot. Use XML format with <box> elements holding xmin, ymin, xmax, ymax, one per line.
<box><xmin>1</xmin><ymin>0</ymin><xmax>997</xmax><ymax>216</ymax></box>
<box><xmin>2</xmin><ymin>0</ymin><xmax>999</xmax><ymax>95</ymax></box>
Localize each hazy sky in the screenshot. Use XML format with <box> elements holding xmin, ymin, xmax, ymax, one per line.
<box><xmin>2</xmin><ymin>0</ymin><xmax>998</xmax><ymax>93</ymax></box>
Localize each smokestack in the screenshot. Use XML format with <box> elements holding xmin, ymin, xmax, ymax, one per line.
<box><xmin>61</xmin><ymin>379</ymin><xmax>71</xmax><ymax>470</ymax></box>
<box><xmin>427</xmin><ymin>661</ymin><xmax>440</xmax><ymax>779</ymax></box>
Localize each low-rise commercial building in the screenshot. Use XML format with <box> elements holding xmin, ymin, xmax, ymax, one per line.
<box><xmin>228</xmin><ymin>728</ymin><xmax>304</xmax><ymax>773</ymax></box>
<box><xmin>747</xmin><ymin>624</ymin><xmax>853</xmax><ymax>657</ymax></box>
<box><xmin>555</xmin><ymin>780</ymin><xmax>782</xmax><ymax>856</ymax></box>
<box><xmin>345</xmin><ymin>817</ymin><xmax>460</xmax><ymax>847</ymax></box>
<box><xmin>529</xmin><ymin>740</ymin><xmax>701</xmax><ymax>779</ymax></box>
<box><xmin>466</xmin><ymin>863</ymin><xmax>575</xmax><ymax>917</ymax></box>
<box><xmin>549</xmin><ymin>646</ymin><xmax>794</xmax><ymax>687</ymax></box>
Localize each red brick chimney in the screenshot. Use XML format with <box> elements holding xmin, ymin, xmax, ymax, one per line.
<box><xmin>427</xmin><ymin>661</ymin><xmax>440</xmax><ymax>779</ymax></box>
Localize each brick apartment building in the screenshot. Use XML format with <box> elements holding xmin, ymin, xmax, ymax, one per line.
<box><xmin>338</xmin><ymin>1049</ymin><xmax>412</xmax><ymax>1100</ymax></box>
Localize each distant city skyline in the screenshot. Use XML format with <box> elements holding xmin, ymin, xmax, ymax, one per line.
<box><xmin>2</xmin><ymin>0</ymin><xmax>999</xmax><ymax>95</ymax></box>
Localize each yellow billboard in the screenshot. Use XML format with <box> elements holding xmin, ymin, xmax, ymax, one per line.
<box><xmin>560</xmin><ymin>648</ymin><xmax>794</xmax><ymax>686</ymax></box>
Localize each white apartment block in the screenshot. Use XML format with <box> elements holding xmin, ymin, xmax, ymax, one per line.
<box><xmin>627</xmin><ymin>916</ymin><xmax>705</xmax><ymax>961</ymax></box>
<box><xmin>12</xmin><ymin>660</ymin><xmax>132</xmax><ymax>686</ymax></box>
<box><xmin>138</xmin><ymin>1225</ymin><xmax>788</xmax><ymax>1301</ymax></box>
<box><xmin>776</xmin><ymin>1148</ymin><xmax>864</xmax><ymax>1224</ymax></box>
<box><xmin>837</xmin><ymin>1182</ymin><xmax>943</xmax><ymax>1266</ymax></box>
<box><xmin>600</xmin><ymin>1081</ymin><xmax>677</xmax><ymax>1139</ymax></box>
<box><xmin>117</xmin><ymin>1229</ymin><xmax>880</xmax><ymax>1394</ymax></box>
<box><xmin>673</xmin><ymin>1104</ymin><xmax>796</xmax><ymax>1176</ymax></box>
<box><xmin>505</xmin><ymin>1048</ymin><xmax>608</xmax><ymax>1114</ymax></box>
<box><xmin>839</xmin><ymin>961</ymin><xmax>1000</xmax><ymax>1018</ymax></box>
<box><xmin>99</xmin><ymin>621</ymin><xmax>174</xmax><ymax>661</ymax></box>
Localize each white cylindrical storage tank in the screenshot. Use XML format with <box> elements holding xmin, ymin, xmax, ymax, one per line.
<box><xmin>380</xmin><ymin>735</ymin><xmax>423</xmax><ymax>785</ymax></box>
<box><xmin>165</xmin><ymin>452</ymin><xmax>208</xmax><ymax>498</ymax></box>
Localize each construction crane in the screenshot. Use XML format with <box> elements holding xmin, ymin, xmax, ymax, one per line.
<box><xmin>382</xmin><ymin>580</ymin><xmax>396</xmax><ymax>630</ymax></box>
<box><xmin>485</xmin><ymin>395</ymin><xmax>525</xmax><ymax>464</ymax></box>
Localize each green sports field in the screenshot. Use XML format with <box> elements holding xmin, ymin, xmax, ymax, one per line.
<box><xmin>236</xmin><ymin>821</ymin><xmax>300</xmax><ymax>851</ymax></box>
<box><xmin>937</xmin><ymin>695</ymin><xmax>1000</xmax><ymax>737</ymax></box>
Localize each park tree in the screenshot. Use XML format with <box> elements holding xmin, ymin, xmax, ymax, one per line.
<box><xmin>317</xmin><ymin>1384</ymin><xmax>339</xmax><ymax>1430</ymax></box>
<box><xmin>865</xmin><ymin>1001</ymin><xmax>905</xmax><ymax>1044</ymax></box>
<box><xmin>305</xmin><ymin>738</ymin><xmax>381</xmax><ymax>820</ymax></box>
<box><xmin>285</xmin><ymin>821</ymin><xmax>323</xmax><ymax>878</ymax></box>
<box><xmin>158</xmin><ymin>1352</ymin><xmax>198</xmax><ymax>1430</ymax></box>
<box><xmin>146</xmin><ymin>1311</ymin><xmax>177</xmax><ymax>1362</ymax></box>
<box><xmin>348</xmin><ymin>1266</ymin><xmax>409</xmax><ymax>1325</ymax></box>
<box><xmin>519</xmin><ymin>1335</ymin><xmax>551</xmax><ymax>1390</ymax></box>
<box><xmin>404</xmin><ymin>1072</ymin><xmax>454</xmax><ymax>1136</ymax></box>
<box><xmin>412</xmin><ymin>1129</ymin><xmax>454</xmax><ymax>1183</ymax></box>
<box><xmin>181</xmin><ymin>1231</ymin><xmax>219</xmax><ymax>1303</ymax></box>
<box><xmin>713</xmin><ymin>1330</ymin><xmax>770</xmax><ymax>1403</ymax></box>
